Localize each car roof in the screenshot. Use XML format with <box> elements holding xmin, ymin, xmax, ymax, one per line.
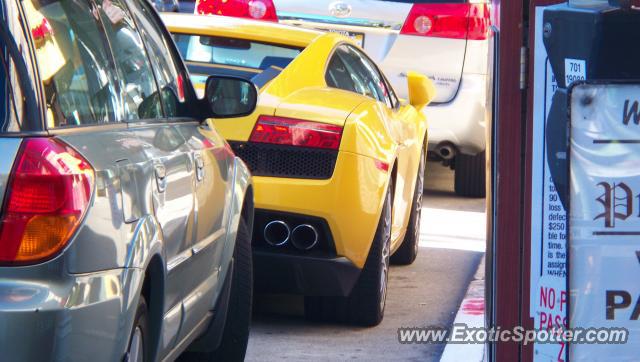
<box><xmin>161</xmin><ymin>13</ymin><xmax>322</xmax><ymax>48</ymax></box>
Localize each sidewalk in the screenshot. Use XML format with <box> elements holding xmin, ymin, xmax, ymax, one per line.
<box><xmin>440</xmin><ymin>256</ymin><xmax>486</xmax><ymax>362</ymax></box>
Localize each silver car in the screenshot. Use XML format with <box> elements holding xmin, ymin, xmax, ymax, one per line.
<box><xmin>0</xmin><ymin>0</ymin><xmax>256</xmax><ymax>361</ymax></box>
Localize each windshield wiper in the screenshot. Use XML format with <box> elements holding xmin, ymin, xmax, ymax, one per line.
<box><xmin>0</xmin><ymin>18</ymin><xmax>39</xmax><ymax>131</ymax></box>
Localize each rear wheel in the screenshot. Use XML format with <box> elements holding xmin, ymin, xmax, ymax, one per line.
<box><xmin>126</xmin><ymin>297</ymin><xmax>149</xmax><ymax>362</ymax></box>
<box><xmin>181</xmin><ymin>217</ymin><xmax>253</xmax><ymax>362</ymax></box>
<box><xmin>454</xmin><ymin>151</ymin><xmax>486</xmax><ymax>198</ymax></box>
<box><xmin>391</xmin><ymin>148</ymin><xmax>425</xmax><ymax>265</ymax></box>
<box><xmin>212</xmin><ymin>218</ymin><xmax>253</xmax><ymax>361</ymax></box>
<box><xmin>304</xmin><ymin>181</ymin><xmax>392</xmax><ymax>327</ymax></box>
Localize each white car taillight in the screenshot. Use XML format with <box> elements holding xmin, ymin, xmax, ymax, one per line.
<box><xmin>400</xmin><ymin>3</ymin><xmax>491</xmax><ymax>40</ymax></box>
<box><xmin>195</xmin><ymin>0</ymin><xmax>278</xmax><ymax>22</ymax></box>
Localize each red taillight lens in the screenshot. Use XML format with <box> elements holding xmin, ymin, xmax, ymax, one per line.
<box><xmin>177</xmin><ymin>73</ymin><xmax>185</xmax><ymax>102</ymax></box>
<box><xmin>0</xmin><ymin>138</ymin><xmax>94</xmax><ymax>264</ymax></box>
<box><xmin>400</xmin><ymin>3</ymin><xmax>491</xmax><ymax>40</ymax></box>
<box><xmin>467</xmin><ymin>4</ymin><xmax>491</xmax><ymax>40</ymax></box>
<box><xmin>195</xmin><ymin>0</ymin><xmax>278</xmax><ymax>22</ymax></box>
<box><xmin>249</xmin><ymin>116</ymin><xmax>343</xmax><ymax>150</ymax></box>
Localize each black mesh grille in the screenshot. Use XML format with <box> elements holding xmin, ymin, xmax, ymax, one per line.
<box><xmin>230</xmin><ymin>142</ymin><xmax>338</xmax><ymax>179</ymax></box>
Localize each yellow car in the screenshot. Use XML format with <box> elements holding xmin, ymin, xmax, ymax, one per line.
<box><xmin>163</xmin><ymin>13</ymin><xmax>435</xmax><ymax>326</ymax></box>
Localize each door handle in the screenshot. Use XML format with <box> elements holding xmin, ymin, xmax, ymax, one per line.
<box><xmin>195</xmin><ymin>153</ymin><xmax>205</xmax><ymax>182</ymax></box>
<box><xmin>154</xmin><ymin>163</ymin><xmax>167</xmax><ymax>193</ymax></box>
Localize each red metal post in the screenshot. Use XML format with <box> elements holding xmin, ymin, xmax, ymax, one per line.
<box><xmin>491</xmin><ymin>0</ymin><xmax>526</xmax><ymax>360</ymax></box>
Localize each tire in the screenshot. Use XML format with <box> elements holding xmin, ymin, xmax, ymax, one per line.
<box><xmin>391</xmin><ymin>148</ymin><xmax>425</xmax><ymax>265</ymax></box>
<box><xmin>126</xmin><ymin>297</ymin><xmax>149</xmax><ymax>362</ymax></box>
<box><xmin>304</xmin><ymin>181</ymin><xmax>392</xmax><ymax>327</ymax></box>
<box><xmin>454</xmin><ymin>151</ymin><xmax>486</xmax><ymax>198</ymax></box>
<box><xmin>182</xmin><ymin>217</ymin><xmax>253</xmax><ymax>362</ymax></box>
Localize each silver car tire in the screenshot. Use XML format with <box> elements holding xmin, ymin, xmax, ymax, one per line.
<box><xmin>126</xmin><ymin>297</ymin><xmax>149</xmax><ymax>362</ymax></box>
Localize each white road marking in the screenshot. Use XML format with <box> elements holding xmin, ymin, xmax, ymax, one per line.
<box><xmin>420</xmin><ymin>206</ymin><xmax>486</xmax><ymax>253</ymax></box>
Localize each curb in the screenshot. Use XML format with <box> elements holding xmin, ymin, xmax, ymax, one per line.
<box><xmin>440</xmin><ymin>256</ymin><xmax>486</xmax><ymax>362</ymax></box>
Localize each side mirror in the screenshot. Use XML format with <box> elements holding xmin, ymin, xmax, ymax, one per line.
<box><xmin>204</xmin><ymin>75</ymin><xmax>258</xmax><ymax>118</ymax></box>
<box><xmin>407</xmin><ymin>71</ymin><xmax>436</xmax><ymax>110</ymax></box>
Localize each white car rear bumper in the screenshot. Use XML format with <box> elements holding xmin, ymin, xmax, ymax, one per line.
<box><xmin>425</xmin><ymin>73</ymin><xmax>488</xmax><ymax>156</ymax></box>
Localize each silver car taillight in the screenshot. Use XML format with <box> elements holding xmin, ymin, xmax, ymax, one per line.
<box><xmin>0</xmin><ymin>138</ymin><xmax>94</xmax><ymax>264</ymax></box>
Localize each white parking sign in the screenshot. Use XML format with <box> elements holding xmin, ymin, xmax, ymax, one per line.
<box><xmin>569</xmin><ymin>82</ymin><xmax>640</xmax><ymax>360</ymax></box>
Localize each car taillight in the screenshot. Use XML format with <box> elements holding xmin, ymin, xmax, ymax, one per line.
<box><xmin>400</xmin><ymin>3</ymin><xmax>491</xmax><ymax>40</ymax></box>
<box><xmin>249</xmin><ymin>116</ymin><xmax>343</xmax><ymax>150</ymax></box>
<box><xmin>195</xmin><ymin>0</ymin><xmax>278</xmax><ymax>22</ymax></box>
<box><xmin>0</xmin><ymin>138</ymin><xmax>94</xmax><ymax>264</ymax></box>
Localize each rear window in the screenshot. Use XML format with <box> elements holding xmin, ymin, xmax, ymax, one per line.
<box><xmin>172</xmin><ymin>33</ymin><xmax>302</xmax><ymax>70</ymax></box>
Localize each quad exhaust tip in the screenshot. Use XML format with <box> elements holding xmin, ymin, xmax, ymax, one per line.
<box><xmin>264</xmin><ymin>220</ymin><xmax>290</xmax><ymax>247</ymax></box>
<box><xmin>291</xmin><ymin>224</ymin><xmax>319</xmax><ymax>251</ymax></box>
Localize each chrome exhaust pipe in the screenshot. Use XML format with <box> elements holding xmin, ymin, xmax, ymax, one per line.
<box><xmin>291</xmin><ymin>224</ymin><xmax>319</xmax><ymax>251</ymax></box>
<box><xmin>264</xmin><ymin>221</ymin><xmax>290</xmax><ymax>247</ymax></box>
<box><xmin>436</xmin><ymin>143</ymin><xmax>456</xmax><ymax>160</ymax></box>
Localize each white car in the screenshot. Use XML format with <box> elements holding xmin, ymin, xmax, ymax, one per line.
<box><xmin>193</xmin><ymin>0</ymin><xmax>491</xmax><ymax>197</ymax></box>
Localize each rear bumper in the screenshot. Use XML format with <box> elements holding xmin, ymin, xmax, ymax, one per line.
<box><xmin>253</xmin><ymin>251</ymin><xmax>361</xmax><ymax>296</ymax></box>
<box><xmin>0</xmin><ymin>267</ymin><xmax>139</xmax><ymax>362</ymax></box>
<box><xmin>425</xmin><ymin>73</ymin><xmax>489</xmax><ymax>156</ymax></box>
<box><xmin>252</xmin><ymin>151</ymin><xmax>388</xmax><ymax>269</ymax></box>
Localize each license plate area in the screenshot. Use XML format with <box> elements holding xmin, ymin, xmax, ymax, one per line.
<box><xmin>317</xmin><ymin>28</ymin><xmax>365</xmax><ymax>47</ymax></box>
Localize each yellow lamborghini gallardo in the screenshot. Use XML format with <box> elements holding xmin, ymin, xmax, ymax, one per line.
<box><xmin>163</xmin><ymin>13</ymin><xmax>435</xmax><ymax>326</ymax></box>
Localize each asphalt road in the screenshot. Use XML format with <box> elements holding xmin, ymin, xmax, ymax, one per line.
<box><xmin>245</xmin><ymin>162</ymin><xmax>486</xmax><ymax>362</ymax></box>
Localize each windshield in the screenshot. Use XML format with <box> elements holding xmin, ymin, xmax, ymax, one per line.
<box><xmin>0</xmin><ymin>0</ymin><xmax>39</xmax><ymax>133</ymax></box>
<box><xmin>173</xmin><ymin>33</ymin><xmax>302</xmax><ymax>70</ymax></box>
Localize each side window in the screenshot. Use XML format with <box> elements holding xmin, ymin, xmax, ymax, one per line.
<box><xmin>385</xmin><ymin>77</ymin><xmax>399</xmax><ymax>109</ymax></box>
<box><xmin>127</xmin><ymin>0</ymin><xmax>195</xmax><ymax>120</ymax></box>
<box><xmin>96</xmin><ymin>0</ymin><xmax>162</xmax><ymax>120</ymax></box>
<box><xmin>326</xmin><ymin>51</ymin><xmax>358</xmax><ymax>94</ymax></box>
<box><xmin>1</xmin><ymin>0</ymin><xmax>39</xmax><ymax>132</ymax></box>
<box><xmin>24</xmin><ymin>0</ymin><xmax>121</xmax><ymax>128</ymax></box>
<box><xmin>380</xmin><ymin>73</ymin><xmax>399</xmax><ymax>109</ymax></box>
<box><xmin>326</xmin><ymin>45</ymin><xmax>388</xmax><ymax>105</ymax></box>
<box><xmin>0</xmin><ymin>42</ymin><xmax>25</xmax><ymax>132</ymax></box>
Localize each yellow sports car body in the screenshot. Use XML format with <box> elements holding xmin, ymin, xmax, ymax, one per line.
<box><xmin>163</xmin><ymin>13</ymin><xmax>435</xmax><ymax>326</ymax></box>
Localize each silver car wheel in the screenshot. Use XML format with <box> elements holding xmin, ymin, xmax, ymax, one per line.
<box><xmin>128</xmin><ymin>327</ymin><xmax>144</xmax><ymax>362</ymax></box>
